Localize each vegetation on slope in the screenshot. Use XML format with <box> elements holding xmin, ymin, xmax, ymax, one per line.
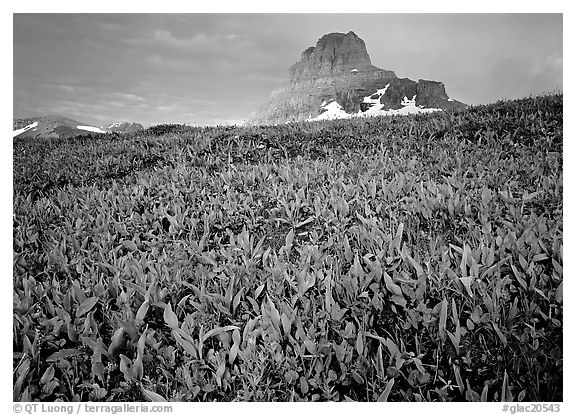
<box><xmin>13</xmin><ymin>94</ymin><xmax>562</xmax><ymax>402</ymax></box>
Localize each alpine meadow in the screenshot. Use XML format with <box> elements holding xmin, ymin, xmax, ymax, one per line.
<box><xmin>13</xmin><ymin>93</ymin><xmax>563</xmax><ymax>402</ymax></box>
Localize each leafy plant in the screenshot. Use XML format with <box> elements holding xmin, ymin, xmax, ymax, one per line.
<box><xmin>13</xmin><ymin>93</ymin><xmax>562</xmax><ymax>401</ymax></box>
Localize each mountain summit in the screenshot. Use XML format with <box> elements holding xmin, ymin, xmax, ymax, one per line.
<box><xmin>249</xmin><ymin>31</ymin><xmax>467</xmax><ymax>124</ymax></box>
<box><xmin>289</xmin><ymin>31</ymin><xmax>375</xmax><ymax>82</ymax></box>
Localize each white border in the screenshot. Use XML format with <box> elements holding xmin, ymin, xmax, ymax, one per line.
<box><xmin>3</xmin><ymin>1</ymin><xmax>572</xmax><ymax>413</ymax></box>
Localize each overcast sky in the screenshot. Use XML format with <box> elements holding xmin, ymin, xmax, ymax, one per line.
<box><xmin>13</xmin><ymin>13</ymin><xmax>562</xmax><ymax>126</ymax></box>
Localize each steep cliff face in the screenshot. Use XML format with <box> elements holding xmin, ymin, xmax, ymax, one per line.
<box><xmin>288</xmin><ymin>32</ymin><xmax>375</xmax><ymax>83</ymax></box>
<box><xmin>378</xmin><ymin>78</ymin><xmax>418</xmax><ymax>110</ymax></box>
<box><xmin>416</xmin><ymin>80</ymin><xmax>449</xmax><ymax>108</ymax></box>
<box><xmin>249</xmin><ymin>31</ymin><xmax>467</xmax><ymax>125</ymax></box>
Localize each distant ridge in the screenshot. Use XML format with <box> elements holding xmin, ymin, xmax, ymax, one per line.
<box><xmin>103</xmin><ymin>122</ymin><xmax>144</xmax><ymax>133</ymax></box>
<box><xmin>12</xmin><ymin>115</ymin><xmax>107</xmax><ymax>139</ymax></box>
<box><xmin>13</xmin><ymin>116</ymin><xmax>144</xmax><ymax>138</ymax></box>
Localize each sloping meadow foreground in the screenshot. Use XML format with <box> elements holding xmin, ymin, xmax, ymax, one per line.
<box><xmin>13</xmin><ymin>94</ymin><xmax>563</xmax><ymax>402</ymax></box>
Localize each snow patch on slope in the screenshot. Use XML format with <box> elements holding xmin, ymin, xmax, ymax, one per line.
<box><xmin>401</xmin><ymin>95</ymin><xmax>416</xmax><ymax>106</ymax></box>
<box><xmin>309</xmin><ymin>85</ymin><xmax>441</xmax><ymax>122</ymax></box>
<box><xmin>362</xmin><ymin>84</ymin><xmax>390</xmax><ymax>107</ymax></box>
<box><xmin>360</xmin><ymin>84</ymin><xmax>391</xmax><ymax>117</ymax></box>
<box><xmin>77</xmin><ymin>125</ymin><xmax>107</xmax><ymax>134</ymax></box>
<box><xmin>314</xmin><ymin>101</ymin><xmax>353</xmax><ymax>121</ymax></box>
<box><xmin>13</xmin><ymin>121</ymin><xmax>38</xmax><ymax>137</ymax></box>
<box><xmin>385</xmin><ymin>105</ymin><xmax>440</xmax><ymax>116</ymax></box>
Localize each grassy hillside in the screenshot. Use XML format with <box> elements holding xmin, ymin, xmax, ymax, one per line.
<box><xmin>13</xmin><ymin>94</ymin><xmax>563</xmax><ymax>402</ymax></box>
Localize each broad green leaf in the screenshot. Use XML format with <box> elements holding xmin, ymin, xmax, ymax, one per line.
<box><xmin>304</xmin><ymin>339</ymin><xmax>318</xmax><ymax>355</ymax></box>
<box><xmin>519</xmin><ymin>254</ymin><xmax>529</xmax><ymax>271</ymax></box>
<box><xmin>343</xmin><ymin>235</ymin><xmax>353</xmax><ymax>262</ymax></box>
<box><xmin>232</xmin><ymin>287</ymin><xmax>244</xmax><ymax>312</ymax></box>
<box><xmin>142</xmin><ymin>388</ymin><xmax>167</xmax><ymax>402</ymax></box>
<box><xmin>481</xmin><ymin>385</ymin><xmax>489</xmax><ymax>402</ymax></box>
<box><xmin>163</xmin><ymin>301</ymin><xmax>179</xmax><ymax>329</ymax></box>
<box><xmin>284</xmin><ymin>229</ymin><xmax>294</xmax><ymax>251</ymax></box>
<box><xmin>376</xmin><ymin>344</ymin><xmax>385</xmax><ymax>378</ymax></box>
<box><xmin>439</xmin><ymin>298</ymin><xmax>448</xmax><ymax>343</ymax></box>
<box><xmin>92</xmin><ymin>362</ymin><xmax>105</xmax><ymax>382</ymax></box>
<box><xmin>453</xmin><ymin>364</ymin><xmax>464</xmax><ymax>394</ymax></box>
<box><xmin>555</xmin><ymin>281</ymin><xmax>563</xmax><ymax>304</ymax></box>
<box><xmin>335</xmin><ymin>197</ymin><xmax>349</xmax><ymax>217</ymax></box>
<box><xmin>76</xmin><ymin>296</ymin><xmax>98</xmax><ymax>317</ymax></box>
<box><xmin>460</xmin><ymin>244</ymin><xmax>468</xmax><ymax>278</ymax></box>
<box><xmin>298</xmin><ymin>270</ymin><xmax>316</xmax><ymax>293</ymax></box>
<box><xmin>46</xmin><ymin>349</ymin><xmax>83</xmax><ymax>361</ymax></box>
<box><xmin>281</xmin><ymin>313</ymin><xmax>291</xmax><ymax>337</ymax></box>
<box><xmin>459</xmin><ymin>277</ymin><xmax>473</xmax><ymax>297</ymax></box>
<box><xmin>511</xmin><ymin>265</ymin><xmax>527</xmax><ymax>291</ymax></box>
<box><xmin>40</xmin><ymin>365</ymin><xmax>55</xmax><ymax>385</ymax></box>
<box><xmin>267</xmin><ymin>296</ymin><xmax>281</xmax><ymax>331</ymax></box>
<box><xmin>224</xmin><ymin>274</ymin><xmax>235</xmax><ymax>309</ymax></box>
<box><xmin>394</xmin><ymin>223</ymin><xmax>404</xmax><ymax>252</ymax></box>
<box><xmin>13</xmin><ymin>359</ymin><xmax>30</xmax><ymax>400</ymax></box>
<box><xmin>229</xmin><ymin>342</ymin><xmax>240</xmax><ymax>364</ymax></box>
<box><xmin>119</xmin><ymin>355</ymin><xmax>133</xmax><ymax>381</ymax></box>
<box><xmin>405</xmin><ymin>253</ymin><xmax>424</xmax><ymax>277</ymax></box>
<box><xmin>107</xmin><ymin>327</ymin><xmax>125</xmax><ymax>357</ymax></box>
<box><xmin>491</xmin><ymin>321</ymin><xmax>508</xmax><ymax>347</ymax></box>
<box><xmin>122</xmin><ymin>240</ymin><xmax>138</xmax><ymax>252</ymax></box>
<box><xmin>383</xmin><ymin>272</ymin><xmax>403</xmax><ymax>296</ymax></box>
<box><xmin>295</xmin><ymin>216</ymin><xmax>314</xmax><ymax>229</ymax></box>
<box><xmin>136</xmin><ymin>300</ymin><xmax>150</xmax><ymax>322</ymax></box>
<box><xmin>173</xmin><ymin>330</ymin><xmax>198</xmax><ymax>358</ymax></box>
<box><xmin>522</xmin><ymin>190</ymin><xmax>541</xmax><ymax>201</ymax></box>
<box><xmin>377</xmin><ymin>378</ymin><xmax>395</xmax><ymax>402</ymax></box>
<box><xmin>218</xmin><ymin>331</ymin><xmax>231</xmax><ymax>347</ymax></box>
<box><xmin>391</xmin><ymin>295</ymin><xmax>407</xmax><ymax>308</ymax></box>
<box><xmin>254</xmin><ymin>283</ymin><xmax>266</xmax><ymax>299</ymax></box>
<box><xmin>533</xmin><ymin>253</ymin><xmax>548</xmax><ymax>262</ymax></box>
<box><xmin>465</xmin><ymin>379</ymin><xmax>480</xmax><ymax>402</ymax></box>
<box><xmin>356</xmin><ymin>331</ymin><xmax>364</xmax><ymax>355</ymax></box>
<box><xmin>232</xmin><ymin>328</ymin><xmax>241</xmax><ymax>345</ymax></box>
<box><xmin>201</xmin><ymin>325</ymin><xmax>240</xmax><ymax>342</ymax></box>
<box><xmin>501</xmin><ymin>370</ymin><xmax>513</xmax><ymax>402</ymax></box>
<box><xmin>518</xmin><ymin>389</ymin><xmax>526</xmax><ymax>402</ymax></box>
<box><xmin>215</xmin><ymin>360</ymin><xmax>226</xmax><ymax>387</ymax></box>
<box><xmin>133</xmin><ymin>329</ymin><xmax>147</xmax><ymax>381</ymax></box>
<box><xmin>384</xmin><ymin>337</ymin><xmax>400</xmax><ymax>359</ymax></box>
<box><xmin>284</xmin><ymin>369</ymin><xmax>299</xmax><ymax>384</ymax></box>
<box><xmin>507</xmin><ymin>297</ymin><xmax>519</xmax><ymax>326</ymax></box>
<box><xmin>351</xmin><ymin>253</ymin><xmax>364</xmax><ymax>279</ymax></box>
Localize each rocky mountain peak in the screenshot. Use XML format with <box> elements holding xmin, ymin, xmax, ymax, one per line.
<box><xmin>250</xmin><ymin>31</ymin><xmax>467</xmax><ymax>125</ymax></box>
<box><xmin>289</xmin><ymin>31</ymin><xmax>373</xmax><ymax>83</ymax></box>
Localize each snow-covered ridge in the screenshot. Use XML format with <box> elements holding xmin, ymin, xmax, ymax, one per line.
<box><xmin>77</xmin><ymin>125</ymin><xmax>107</xmax><ymax>134</ymax></box>
<box><xmin>309</xmin><ymin>86</ymin><xmax>441</xmax><ymax>122</ymax></box>
<box><xmin>13</xmin><ymin>121</ymin><xmax>38</xmax><ymax>137</ymax></box>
